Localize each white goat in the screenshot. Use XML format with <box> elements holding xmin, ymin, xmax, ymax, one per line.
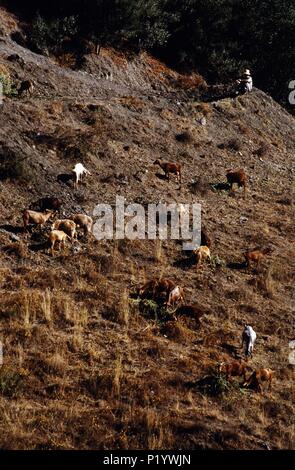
<box><xmin>72</xmin><ymin>163</ymin><xmax>91</xmax><ymax>185</ymax></box>
<box><xmin>242</xmin><ymin>325</ymin><xmax>257</xmax><ymax>358</ymax></box>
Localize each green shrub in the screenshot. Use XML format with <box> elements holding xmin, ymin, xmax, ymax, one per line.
<box><xmin>0</xmin><ymin>65</ymin><xmax>17</xmax><ymax>97</ymax></box>
<box><xmin>30</xmin><ymin>14</ymin><xmax>78</xmax><ymax>54</ymax></box>
<box><xmin>196</xmin><ymin>373</ymin><xmax>239</xmax><ymax>397</ymax></box>
<box><xmin>210</xmin><ymin>255</ymin><xmax>227</xmax><ymax>269</ymax></box>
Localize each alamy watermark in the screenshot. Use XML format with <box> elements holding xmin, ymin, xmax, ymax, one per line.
<box><xmin>288</xmin><ymin>80</ymin><xmax>295</xmax><ymax>105</ymax></box>
<box><xmin>93</xmin><ymin>196</ymin><xmax>201</xmax><ymax>250</ymax></box>
<box><xmin>289</xmin><ymin>339</ymin><xmax>295</xmax><ymax>365</ymax></box>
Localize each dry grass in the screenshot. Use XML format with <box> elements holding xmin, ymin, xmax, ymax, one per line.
<box><xmin>177</xmin><ymin>73</ymin><xmax>207</xmax><ymax>90</ymax></box>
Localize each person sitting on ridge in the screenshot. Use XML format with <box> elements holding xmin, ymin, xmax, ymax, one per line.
<box><xmin>236</xmin><ymin>69</ymin><xmax>253</xmax><ymax>94</ymax></box>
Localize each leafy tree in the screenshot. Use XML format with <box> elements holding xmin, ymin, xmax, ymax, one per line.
<box><xmin>5</xmin><ymin>0</ymin><xmax>295</xmax><ymax>106</ymax></box>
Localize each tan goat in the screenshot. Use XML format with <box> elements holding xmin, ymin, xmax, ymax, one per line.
<box><xmin>49</xmin><ymin>230</ymin><xmax>71</xmax><ymax>256</ymax></box>
<box><xmin>194</xmin><ymin>245</ymin><xmax>211</xmax><ymax>266</ymax></box>
<box><xmin>52</xmin><ymin>219</ymin><xmax>77</xmax><ymax>240</ymax></box>
<box><xmin>23</xmin><ymin>209</ymin><xmax>53</xmax><ymax>231</ymax></box>
<box><xmin>166</xmin><ymin>285</ymin><xmax>185</xmax><ymax>307</ymax></box>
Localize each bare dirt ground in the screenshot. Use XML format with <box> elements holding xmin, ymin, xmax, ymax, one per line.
<box><xmin>0</xmin><ymin>8</ymin><xmax>294</xmax><ymax>449</ymax></box>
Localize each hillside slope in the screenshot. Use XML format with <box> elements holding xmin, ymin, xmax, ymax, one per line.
<box><xmin>0</xmin><ymin>8</ymin><xmax>294</xmax><ymax>450</ymax></box>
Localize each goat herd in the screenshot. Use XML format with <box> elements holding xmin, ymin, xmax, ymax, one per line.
<box><xmin>16</xmin><ymin>160</ymin><xmax>274</xmax><ymax>394</ymax></box>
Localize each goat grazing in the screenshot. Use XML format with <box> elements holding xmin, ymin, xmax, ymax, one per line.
<box><xmin>244</xmin><ymin>247</ymin><xmax>271</xmax><ymax>267</ymax></box>
<box><xmin>19</xmin><ymin>79</ymin><xmax>34</xmax><ymax>97</ymax></box>
<box><xmin>241</xmin><ymin>325</ymin><xmax>257</xmax><ymax>358</ymax></box>
<box><xmin>71</xmin><ymin>214</ymin><xmax>93</xmax><ymax>237</ymax></box>
<box><xmin>166</xmin><ymin>285</ymin><xmax>185</xmax><ymax>307</ymax></box>
<box><xmin>52</xmin><ymin>219</ymin><xmax>77</xmax><ymax>240</ymax></box>
<box><xmin>226</xmin><ymin>169</ymin><xmax>247</xmax><ymax>194</ymax></box>
<box><xmin>49</xmin><ymin>230</ymin><xmax>70</xmax><ymax>256</ymax></box>
<box><xmin>23</xmin><ymin>209</ymin><xmax>53</xmax><ymax>231</ymax></box>
<box><xmin>36</xmin><ymin>197</ymin><xmax>61</xmax><ymax>212</ymax></box>
<box><xmin>244</xmin><ymin>368</ymin><xmax>274</xmax><ymax>393</ymax></box>
<box><xmin>72</xmin><ymin>163</ymin><xmax>91</xmax><ymax>186</ymax></box>
<box><xmin>139</xmin><ymin>278</ymin><xmax>177</xmax><ymax>304</ymax></box>
<box><xmin>194</xmin><ymin>245</ymin><xmax>211</xmax><ymax>266</ymax></box>
<box><xmin>218</xmin><ymin>360</ymin><xmax>249</xmax><ymax>382</ymax></box>
<box><xmin>154</xmin><ymin>159</ymin><xmax>181</xmax><ymax>184</ymax></box>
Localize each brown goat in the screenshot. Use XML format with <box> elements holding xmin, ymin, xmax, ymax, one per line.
<box><xmin>71</xmin><ymin>214</ymin><xmax>93</xmax><ymax>237</ymax></box>
<box><xmin>244</xmin><ymin>368</ymin><xmax>274</xmax><ymax>392</ymax></box>
<box><xmin>219</xmin><ymin>360</ymin><xmax>249</xmax><ymax>382</ymax></box>
<box><xmin>52</xmin><ymin>219</ymin><xmax>77</xmax><ymax>240</ymax></box>
<box><xmin>244</xmin><ymin>247</ymin><xmax>271</xmax><ymax>267</ymax></box>
<box><xmin>23</xmin><ymin>209</ymin><xmax>53</xmax><ymax>231</ymax></box>
<box><xmin>154</xmin><ymin>159</ymin><xmax>182</xmax><ymax>184</ymax></box>
<box><xmin>226</xmin><ymin>168</ymin><xmax>247</xmax><ymax>193</ymax></box>
<box><xmin>139</xmin><ymin>278</ymin><xmax>177</xmax><ymax>304</ymax></box>
<box><xmin>19</xmin><ymin>79</ymin><xmax>34</xmax><ymax>97</ymax></box>
<box><xmin>37</xmin><ymin>197</ymin><xmax>61</xmax><ymax>212</ymax></box>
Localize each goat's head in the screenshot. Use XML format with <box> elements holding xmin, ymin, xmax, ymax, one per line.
<box><xmin>45</xmin><ymin>209</ymin><xmax>54</xmax><ymax>216</ymax></box>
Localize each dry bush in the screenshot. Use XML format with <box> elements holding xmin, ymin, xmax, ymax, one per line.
<box><xmin>112</xmin><ymin>356</ymin><xmax>123</xmax><ymax>398</ymax></box>
<box><xmin>145</xmin><ymin>408</ymin><xmax>165</xmax><ymax>449</ymax></box>
<box><xmin>41</xmin><ymin>288</ymin><xmax>52</xmax><ymax>323</ymax></box>
<box><xmin>119</xmin><ymin>96</ymin><xmax>145</xmax><ymax>112</ymax></box>
<box><xmin>0</xmin><ymin>366</ymin><xmax>26</xmax><ymax>397</ymax></box>
<box><xmin>189</xmin><ymin>177</ymin><xmax>209</xmax><ymax>196</ymax></box>
<box><xmin>195</xmin><ymin>103</ymin><xmax>212</xmax><ymax>117</ymax></box>
<box><xmin>175</xmin><ymin>130</ymin><xmax>194</xmax><ymax>144</ymax></box>
<box><xmin>56</xmin><ymin>53</ymin><xmax>77</xmax><ymax>69</ymax></box>
<box><xmin>235</xmin><ymin>120</ymin><xmax>250</xmax><ymax>135</ymax></box>
<box><xmin>271</xmin><ymin>138</ymin><xmax>284</xmax><ymax>149</ymax></box>
<box><xmin>2</xmin><ymin>241</ymin><xmax>28</xmax><ymax>258</ymax></box>
<box><xmin>154</xmin><ymin>239</ymin><xmax>163</xmax><ymax>263</ymax></box>
<box><xmin>160</xmin><ymin>319</ymin><xmax>195</xmax><ymax>343</ymax></box>
<box><xmin>40</xmin><ymin>352</ymin><xmax>68</xmax><ymax>375</ymax></box>
<box><xmin>177</xmin><ymin>73</ymin><xmax>207</xmax><ymax>90</ymax></box>
<box><xmin>218</xmin><ymin>138</ymin><xmax>242</xmax><ymax>152</ymax></box>
<box><xmin>254</xmin><ymin>142</ymin><xmax>269</xmax><ymax>157</ymax></box>
<box><xmin>254</xmin><ymin>266</ymin><xmax>275</xmax><ymax>298</ymax></box>
<box><xmin>117</xmin><ymin>289</ymin><xmax>130</xmax><ymax>326</ymax></box>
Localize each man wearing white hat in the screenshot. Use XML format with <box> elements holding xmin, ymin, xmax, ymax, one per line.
<box><xmin>236</xmin><ymin>69</ymin><xmax>253</xmax><ymax>93</ymax></box>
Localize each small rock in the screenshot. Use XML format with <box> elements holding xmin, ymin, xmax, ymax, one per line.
<box><xmin>239</xmin><ymin>216</ymin><xmax>248</xmax><ymax>225</ymax></box>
